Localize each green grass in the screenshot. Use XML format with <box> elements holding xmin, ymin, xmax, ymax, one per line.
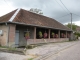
<box><xmin>26</xmin><ymin>45</ymin><xmax>37</xmax><ymax>49</ymax></box>
<box><xmin>8</xmin><ymin>47</ymin><xmax>17</xmax><ymax>51</ymax></box>
<box><xmin>0</xmin><ymin>46</ymin><xmax>16</xmax><ymax>51</ymax></box>
<box><xmin>0</xmin><ymin>46</ymin><xmax>8</xmax><ymax>48</ymax></box>
<box><xmin>28</xmin><ymin>58</ymin><xmax>34</xmax><ymax>60</ymax></box>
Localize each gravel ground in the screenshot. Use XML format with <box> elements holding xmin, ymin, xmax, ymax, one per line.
<box><xmin>0</xmin><ymin>41</ymin><xmax>78</xmax><ymax>60</ymax></box>
<box><xmin>27</xmin><ymin>41</ymin><xmax>76</xmax><ymax>56</ymax></box>
<box><xmin>46</xmin><ymin>40</ymin><xmax>80</xmax><ymax>60</ymax></box>
<box><xmin>0</xmin><ymin>52</ymin><xmax>31</xmax><ymax>60</ymax></box>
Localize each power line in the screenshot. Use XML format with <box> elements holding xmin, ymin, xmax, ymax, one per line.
<box><xmin>3</xmin><ymin>0</ymin><xmax>21</xmax><ymax>22</ymax></box>
<box><xmin>72</xmin><ymin>13</ymin><xmax>80</xmax><ymax>18</ymax></box>
<box><xmin>4</xmin><ymin>0</ymin><xmax>80</xmax><ymax>24</ymax></box>
<box><xmin>54</xmin><ymin>0</ymin><xmax>69</xmax><ymax>14</ymax></box>
<box><xmin>4</xmin><ymin>0</ymin><xmax>11</xmax><ymax>8</ymax></box>
<box><xmin>60</xmin><ymin>0</ymin><xmax>71</xmax><ymax>13</ymax></box>
<box><xmin>56</xmin><ymin>14</ymin><xmax>70</xmax><ymax>19</ymax></box>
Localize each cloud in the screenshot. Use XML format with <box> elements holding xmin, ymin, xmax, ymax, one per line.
<box><xmin>1</xmin><ymin>0</ymin><xmax>80</xmax><ymax>24</ymax></box>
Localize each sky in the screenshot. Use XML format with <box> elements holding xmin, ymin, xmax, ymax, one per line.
<box><xmin>0</xmin><ymin>0</ymin><xmax>80</xmax><ymax>26</ymax></box>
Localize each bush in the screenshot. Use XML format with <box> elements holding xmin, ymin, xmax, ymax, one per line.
<box><xmin>74</xmin><ymin>32</ymin><xmax>80</xmax><ymax>37</ymax></box>
<box><xmin>26</xmin><ymin>45</ymin><xmax>37</xmax><ymax>49</ymax></box>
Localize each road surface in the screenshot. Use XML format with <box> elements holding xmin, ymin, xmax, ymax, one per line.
<box><xmin>46</xmin><ymin>40</ymin><xmax>80</xmax><ymax>60</ymax></box>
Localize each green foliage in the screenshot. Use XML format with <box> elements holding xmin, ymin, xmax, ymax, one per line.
<box><xmin>29</xmin><ymin>8</ymin><xmax>43</xmax><ymax>15</ymax></box>
<box><xmin>28</xmin><ymin>58</ymin><xmax>34</xmax><ymax>60</ymax></box>
<box><xmin>52</xmin><ymin>32</ymin><xmax>54</xmax><ymax>35</ymax></box>
<box><xmin>39</xmin><ymin>31</ymin><xmax>42</xmax><ymax>38</ymax></box>
<box><xmin>8</xmin><ymin>47</ymin><xmax>16</xmax><ymax>51</ymax></box>
<box><xmin>65</xmin><ymin>23</ymin><xmax>77</xmax><ymax>31</ymax></box>
<box><xmin>26</xmin><ymin>45</ymin><xmax>35</xmax><ymax>49</ymax></box>
<box><xmin>74</xmin><ymin>32</ymin><xmax>80</xmax><ymax>37</ymax></box>
<box><xmin>0</xmin><ymin>46</ymin><xmax>8</xmax><ymax>48</ymax></box>
<box><xmin>25</xmin><ymin>32</ymin><xmax>29</xmax><ymax>37</ymax></box>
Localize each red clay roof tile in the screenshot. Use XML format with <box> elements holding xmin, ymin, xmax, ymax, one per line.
<box><xmin>0</xmin><ymin>9</ymin><xmax>17</xmax><ymax>22</ymax></box>
<box><xmin>0</xmin><ymin>8</ymin><xmax>71</xmax><ymax>31</ymax></box>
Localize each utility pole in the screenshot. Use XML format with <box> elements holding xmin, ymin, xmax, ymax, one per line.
<box><xmin>70</xmin><ymin>13</ymin><xmax>73</xmax><ymax>41</ymax></box>
<box><xmin>70</xmin><ymin>13</ymin><xmax>72</xmax><ymax>30</ymax></box>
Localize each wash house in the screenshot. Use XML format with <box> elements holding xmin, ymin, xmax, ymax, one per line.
<box><xmin>0</xmin><ymin>9</ymin><xmax>72</xmax><ymax>47</ymax></box>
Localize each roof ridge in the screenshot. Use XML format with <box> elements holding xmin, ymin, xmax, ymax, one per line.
<box><xmin>8</xmin><ymin>8</ymin><xmax>21</xmax><ymax>22</ymax></box>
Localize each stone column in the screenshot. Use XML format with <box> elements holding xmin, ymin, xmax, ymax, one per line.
<box><xmin>58</xmin><ymin>30</ymin><xmax>60</xmax><ymax>38</ymax></box>
<box><xmin>66</xmin><ymin>31</ymin><xmax>67</xmax><ymax>38</ymax></box>
<box><xmin>8</xmin><ymin>24</ymin><xmax>16</xmax><ymax>47</ymax></box>
<box><xmin>34</xmin><ymin>27</ymin><xmax>36</xmax><ymax>39</ymax></box>
<box><xmin>48</xmin><ymin>29</ymin><xmax>50</xmax><ymax>39</ymax></box>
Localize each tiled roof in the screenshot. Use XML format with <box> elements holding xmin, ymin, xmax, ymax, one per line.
<box><xmin>0</xmin><ymin>8</ymin><xmax>71</xmax><ymax>31</ymax></box>
<box><xmin>0</xmin><ymin>9</ymin><xmax>17</xmax><ymax>22</ymax></box>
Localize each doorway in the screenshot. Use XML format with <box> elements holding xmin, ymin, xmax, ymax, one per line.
<box><xmin>15</xmin><ymin>30</ymin><xmax>19</xmax><ymax>47</ymax></box>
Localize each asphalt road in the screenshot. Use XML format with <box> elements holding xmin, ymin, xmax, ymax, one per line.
<box><xmin>46</xmin><ymin>40</ymin><xmax>80</xmax><ymax>60</ymax></box>
<box><xmin>0</xmin><ymin>52</ymin><xmax>26</xmax><ymax>60</ymax></box>
<box><xmin>0</xmin><ymin>40</ymin><xmax>79</xmax><ymax>60</ymax></box>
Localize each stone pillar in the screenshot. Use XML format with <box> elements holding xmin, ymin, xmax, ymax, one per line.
<box><xmin>8</xmin><ymin>24</ymin><xmax>16</xmax><ymax>47</ymax></box>
<box><xmin>66</xmin><ymin>31</ymin><xmax>67</xmax><ymax>38</ymax></box>
<box><xmin>34</xmin><ymin>27</ymin><xmax>36</xmax><ymax>39</ymax></box>
<box><xmin>48</xmin><ymin>29</ymin><xmax>50</xmax><ymax>39</ymax></box>
<box><xmin>58</xmin><ymin>30</ymin><xmax>60</xmax><ymax>38</ymax></box>
<box><xmin>0</xmin><ymin>25</ymin><xmax>8</xmax><ymax>46</ymax></box>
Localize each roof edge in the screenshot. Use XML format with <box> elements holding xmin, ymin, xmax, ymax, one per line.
<box><xmin>8</xmin><ymin>8</ymin><xmax>21</xmax><ymax>22</ymax></box>
<box><xmin>10</xmin><ymin>22</ymin><xmax>72</xmax><ymax>31</ymax></box>
<box><xmin>0</xmin><ymin>21</ymin><xmax>72</xmax><ymax>31</ymax></box>
<box><xmin>0</xmin><ymin>22</ymin><xmax>6</xmax><ymax>24</ymax></box>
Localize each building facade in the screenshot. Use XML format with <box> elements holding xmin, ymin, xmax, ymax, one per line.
<box><xmin>0</xmin><ymin>8</ymin><xmax>72</xmax><ymax>47</ymax></box>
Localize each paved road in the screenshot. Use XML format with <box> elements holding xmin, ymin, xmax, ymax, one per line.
<box><xmin>46</xmin><ymin>40</ymin><xmax>80</xmax><ymax>60</ymax></box>
<box><xmin>0</xmin><ymin>40</ymin><xmax>79</xmax><ymax>60</ymax></box>
<box><xmin>0</xmin><ymin>52</ymin><xmax>26</xmax><ymax>60</ymax></box>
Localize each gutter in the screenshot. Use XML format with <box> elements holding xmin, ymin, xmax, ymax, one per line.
<box><xmin>0</xmin><ymin>21</ymin><xmax>72</xmax><ymax>31</ymax></box>
<box><xmin>10</xmin><ymin>22</ymin><xmax>72</xmax><ymax>31</ymax></box>
<box><xmin>0</xmin><ymin>22</ymin><xmax>7</xmax><ymax>24</ymax></box>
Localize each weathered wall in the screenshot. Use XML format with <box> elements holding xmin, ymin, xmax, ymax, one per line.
<box><xmin>0</xmin><ymin>24</ymin><xmax>8</xmax><ymax>46</ymax></box>
<box><xmin>8</xmin><ymin>24</ymin><xmax>16</xmax><ymax>47</ymax></box>
<box><xmin>0</xmin><ymin>24</ymin><xmax>70</xmax><ymax>47</ymax></box>
<box><xmin>16</xmin><ymin>25</ymin><xmax>70</xmax><ymax>46</ymax></box>
<box><xmin>16</xmin><ymin>26</ymin><xmax>34</xmax><ymax>46</ymax></box>
<box><xmin>27</xmin><ymin>38</ymin><xmax>69</xmax><ymax>45</ymax></box>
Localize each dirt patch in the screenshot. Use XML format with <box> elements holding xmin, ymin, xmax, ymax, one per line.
<box><xmin>0</xmin><ymin>48</ymin><xmax>24</xmax><ymax>55</ymax></box>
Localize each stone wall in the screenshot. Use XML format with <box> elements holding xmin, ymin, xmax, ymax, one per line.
<box><xmin>15</xmin><ymin>25</ymin><xmax>34</xmax><ymax>46</ymax></box>
<box><xmin>8</xmin><ymin>24</ymin><xmax>16</xmax><ymax>47</ymax></box>
<box><xmin>27</xmin><ymin>38</ymin><xmax>69</xmax><ymax>45</ymax></box>
<box><xmin>0</xmin><ymin>24</ymin><xmax>8</xmax><ymax>46</ymax></box>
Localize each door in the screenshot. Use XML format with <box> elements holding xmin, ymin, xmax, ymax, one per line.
<box><xmin>15</xmin><ymin>30</ymin><xmax>19</xmax><ymax>47</ymax></box>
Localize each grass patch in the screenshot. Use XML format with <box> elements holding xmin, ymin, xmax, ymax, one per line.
<box><xmin>0</xmin><ymin>46</ymin><xmax>24</xmax><ymax>55</ymax></box>
<box><xmin>26</xmin><ymin>45</ymin><xmax>37</xmax><ymax>49</ymax></box>
<box><xmin>28</xmin><ymin>58</ymin><xmax>34</xmax><ymax>60</ymax></box>
<box><xmin>0</xmin><ymin>46</ymin><xmax>8</xmax><ymax>48</ymax></box>
<box><xmin>8</xmin><ymin>47</ymin><xmax>16</xmax><ymax>51</ymax></box>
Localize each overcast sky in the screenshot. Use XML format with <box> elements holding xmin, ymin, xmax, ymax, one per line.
<box><xmin>0</xmin><ymin>0</ymin><xmax>80</xmax><ymax>26</ymax></box>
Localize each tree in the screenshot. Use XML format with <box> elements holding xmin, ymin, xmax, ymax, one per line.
<box><xmin>29</xmin><ymin>8</ymin><xmax>43</xmax><ymax>15</ymax></box>
<box><xmin>65</xmin><ymin>23</ymin><xmax>77</xmax><ymax>31</ymax></box>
